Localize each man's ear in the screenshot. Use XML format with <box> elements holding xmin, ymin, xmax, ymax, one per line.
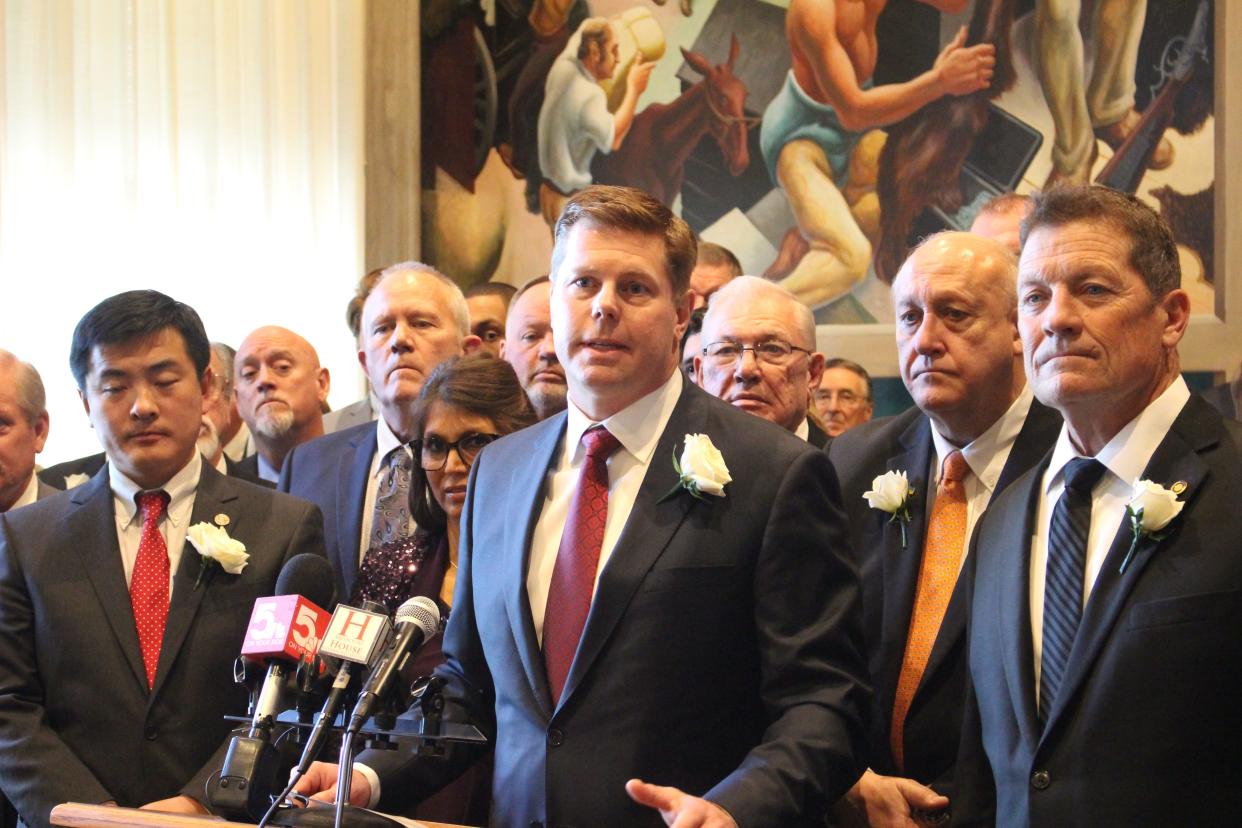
<box><xmin>807</xmin><ymin>352</ymin><xmax>826</xmax><ymax>388</ymax></box>
<box><xmin>318</xmin><ymin>368</ymin><xmax>331</xmax><ymax>403</ymax></box>
<box><xmin>1160</xmin><ymin>288</ymin><xmax>1191</xmax><ymax>349</ymax></box>
<box><xmin>32</xmin><ymin>411</ymin><xmax>50</xmax><ymax>453</ymax></box>
<box><xmin>462</xmin><ymin>334</ymin><xmax>483</xmax><ymax>355</ymax></box>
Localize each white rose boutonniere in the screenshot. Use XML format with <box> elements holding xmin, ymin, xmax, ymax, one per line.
<box><xmin>663</xmin><ymin>433</ymin><xmax>732</xmax><ymax>502</ymax></box>
<box><xmin>1119</xmin><ymin>479</ymin><xmax>1185</xmax><ymax>574</ymax></box>
<box><xmin>187</xmin><ymin>520</ymin><xmax>249</xmax><ymax>588</ymax></box>
<box><xmin>864</xmin><ymin>470</ymin><xmax>915</xmax><ymax>548</ymax></box>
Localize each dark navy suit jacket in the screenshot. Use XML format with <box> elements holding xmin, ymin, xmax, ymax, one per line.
<box><xmin>364</xmin><ymin>382</ymin><xmax>871</xmax><ymax>827</ymax></box>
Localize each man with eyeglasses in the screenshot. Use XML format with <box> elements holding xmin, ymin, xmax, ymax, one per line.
<box><xmin>295</xmin><ymin>185</ymin><xmax>868</xmax><ymax>827</ymax></box>
<box><xmin>814</xmin><ymin>358</ymin><xmax>874</xmax><ymax>439</ymax></box>
<box><xmin>695</xmin><ymin>276</ymin><xmax>830</xmax><ymax>447</ymax></box>
<box><xmin>827</xmin><ymin>232</ymin><xmax>1061</xmax><ymax>826</ymax></box>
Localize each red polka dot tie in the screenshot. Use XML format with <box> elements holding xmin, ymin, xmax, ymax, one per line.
<box><xmin>542</xmin><ymin>427</ymin><xmax>621</xmax><ymax>705</ymax></box>
<box><xmin>890</xmin><ymin>449</ymin><xmax>969</xmax><ymax>771</ymax></box>
<box><xmin>131</xmin><ymin>491</ymin><xmax>171</xmax><ymax>689</ymax></box>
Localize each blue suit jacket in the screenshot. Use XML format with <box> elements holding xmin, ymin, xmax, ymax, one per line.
<box><xmin>364</xmin><ymin>382</ymin><xmax>871</xmax><ymax>827</ymax></box>
<box><xmin>278</xmin><ymin>421</ymin><xmax>377</xmax><ymax>601</ymax></box>
<box><xmin>955</xmin><ymin>396</ymin><xmax>1242</xmax><ymax>826</ymax></box>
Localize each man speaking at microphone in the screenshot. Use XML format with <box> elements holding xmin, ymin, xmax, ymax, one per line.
<box><xmin>0</xmin><ymin>291</ymin><xmax>326</xmax><ymax>827</ymax></box>
<box><xmin>298</xmin><ymin>186</ymin><xmax>869</xmax><ymax>826</ymax></box>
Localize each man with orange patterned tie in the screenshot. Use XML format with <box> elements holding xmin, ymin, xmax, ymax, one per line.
<box><xmin>829</xmin><ymin>232</ymin><xmax>1060</xmax><ymax>826</ymax></box>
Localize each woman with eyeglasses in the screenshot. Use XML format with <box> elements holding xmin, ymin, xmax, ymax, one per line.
<box><xmin>352</xmin><ymin>354</ymin><xmax>537</xmax><ymax>823</ymax></box>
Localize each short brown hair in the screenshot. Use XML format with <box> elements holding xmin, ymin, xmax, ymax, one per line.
<box><xmin>465</xmin><ymin>281</ymin><xmax>518</xmax><ymax>308</ymax></box>
<box><xmin>823</xmin><ymin>357</ymin><xmax>872</xmax><ymax>401</ymax></box>
<box><xmin>408</xmin><ymin>355</ymin><xmax>538</xmax><ymax>531</ymax></box>
<box><xmin>551</xmin><ymin>185</ymin><xmax>697</xmax><ymax>296</ymax></box>
<box><xmin>696</xmin><ymin>242</ymin><xmax>742</xmax><ymax>278</ymax></box>
<box><xmin>577</xmin><ymin>18</ymin><xmax>611</xmax><ymax>61</ymax></box>
<box><xmin>1021</xmin><ymin>185</ymin><xmax>1180</xmax><ymax>297</ymax></box>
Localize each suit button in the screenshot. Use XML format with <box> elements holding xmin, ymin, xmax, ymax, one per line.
<box><xmin>1031</xmin><ymin>770</ymin><xmax>1051</xmax><ymax>790</ymax></box>
<box><xmin>546</xmin><ymin>728</ymin><xmax>564</xmax><ymax>747</ymax></box>
<box><xmin>144</xmin><ymin>726</ymin><xmax>158</xmax><ymax>741</ymax></box>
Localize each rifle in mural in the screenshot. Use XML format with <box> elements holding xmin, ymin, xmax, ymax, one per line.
<box><xmin>1095</xmin><ymin>0</ymin><xmax>1209</xmax><ymax>195</ymax></box>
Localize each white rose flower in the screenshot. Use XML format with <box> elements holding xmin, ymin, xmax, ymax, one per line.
<box><xmin>678</xmin><ymin>433</ymin><xmax>731</xmax><ymax>497</ymax></box>
<box><xmin>1128</xmin><ymin>479</ymin><xmax>1184</xmax><ymax>532</ymax></box>
<box><xmin>863</xmin><ymin>470</ymin><xmax>912</xmax><ymax>514</ymax></box>
<box><xmin>187</xmin><ymin>522</ymin><xmax>249</xmax><ymax>575</ymax></box>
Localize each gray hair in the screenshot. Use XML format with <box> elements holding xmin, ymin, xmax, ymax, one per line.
<box><xmin>210</xmin><ymin>342</ymin><xmax>236</xmax><ymax>400</ymax></box>
<box><xmin>0</xmin><ymin>350</ymin><xmax>47</xmax><ymax>423</ymax></box>
<box><xmin>378</xmin><ymin>261</ymin><xmax>471</xmax><ymax>339</ymax></box>
<box><xmin>704</xmin><ymin>276</ymin><xmax>816</xmax><ymax>349</ymax></box>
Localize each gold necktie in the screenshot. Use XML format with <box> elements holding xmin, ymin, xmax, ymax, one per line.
<box><xmin>890</xmin><ymin>449</ymin><xmax>969</xmax><ymax>771</ymax></box>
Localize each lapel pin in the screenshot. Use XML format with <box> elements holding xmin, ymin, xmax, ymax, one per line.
<box><xmin>214</xmin><ymin>513</ymin><xmax>231</xmax><ymax>527</ymax></box>
<box><xmin>1171</xmin><ymin>481</ymin><xmax>1187</xmax><ymax>495</ymax></box>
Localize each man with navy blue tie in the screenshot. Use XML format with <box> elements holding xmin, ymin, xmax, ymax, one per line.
<box><xmin>297</xmin><ymin>185</ymin><xmax>869</xmax><ymax>826</ymax></box>
<box><xmin>954</xmin><ymin>185</ymin><xmax>1242</xmax><ymax>826</ymax></box>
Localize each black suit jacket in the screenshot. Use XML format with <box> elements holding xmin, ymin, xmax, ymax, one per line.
<box><xmin>828</xmin><ymin>401</ymin><xmax>1061</xmax><ymax>794</ymax></box>
<box><xmin>37</xmin><ymin>454</ymin><xmax>106</xmax><ymax>490</ymax></box>
<box><xmin>955</xmin><ymin>396</ymin><xmax>1242</xmax><ymax>826</ymax></box>
<box><xmin>806</xmin><ymin>418</ymin><xmax>830</xmax><ymax>448</ymax></box>
<box><xmin>364</xmin><ymin>381</ymin><xmax>870</xmax><ymax>827</ymax></box>
<box><xmin>278</xmin><ymin>422</ymin><xmax>378</xmax><ymax>600</ymax></box>
<box><xmin>226</xmin><ymin>454</ymin><xmax>273</xmax><ymax>488</ymax></box>
<box><xmin>0</xmin><ymin>464</ymin><xmax>326</xmax><ymax>827</ymax></box>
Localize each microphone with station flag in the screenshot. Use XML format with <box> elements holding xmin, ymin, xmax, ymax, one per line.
<box><xmin>345</xmin><ymin>596</ymin><xmax>440</xmax><ymax>735</ymax></box>
<box><xmin>210</xmin><ymin>554</ymin><xmax>335</xmax><ymax>822</ymax></box>
<box><xmin>257</xmin><ymin>601</ymin><xmax>393</xmax><ymax>828</ymax></box>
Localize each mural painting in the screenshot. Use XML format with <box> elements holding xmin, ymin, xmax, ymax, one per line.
<box><xmin>419</xmin><ymin>0</ymin><xmax>1215</xmax><ymax>325</ymax></box>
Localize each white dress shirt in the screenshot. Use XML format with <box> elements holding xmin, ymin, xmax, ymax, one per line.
<box><xmin>928</xmin><ymin>385</ymin><xmax>1034</xmax><ymax>571</ymax></box>
<box><xmin>1029</xmin><ymin>377</ymin><xmax>1190</xmax><ymax>700</ymax></box>
<box><xmin>358</xmin><ymin>415</ymin><xmax>416</xmax><ymax>563</ymax></box>
<box><xmin>109</xmin><ymin>452</ymin><xmax>202</xmax><ymax>596</ymax></box>
<box><xmin>795</xmin><ymin>418</ymin><xmax>810</xmax><ymax>441</ymax></box>
<box><xmin>8</xmin><ymin>472</ymin><xmax>40</xmax><ymax>512</ymax></box>
<box><xmin>527</xmin><ymin>369</ymin><xmax>683</xmax><ymax>645</ymax></box>
<box><xmin>222</xmin><ymin>423</ymin><xmax>255</xmax><ymax>462</ymax></box>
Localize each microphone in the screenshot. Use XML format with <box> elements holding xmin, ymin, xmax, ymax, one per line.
<box><xmin>211</xmin><ymin>554</ymin><xmax>334</xmax><ymax>822</ymax></box>
<box><xmin>242</xmin><ymin>556</ymin><xmax>335</xmax><ymax>737</ymax></box>
<box><xmin>346</xmin><ymin>596</ymin><xmax>440</xmax><ymax>734</ymax></box>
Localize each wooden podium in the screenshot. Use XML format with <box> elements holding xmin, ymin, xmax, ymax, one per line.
<box><xmin>50</xmin><ymin>804</ymin><xmax>471</xmax><ymax>828</ymax></box>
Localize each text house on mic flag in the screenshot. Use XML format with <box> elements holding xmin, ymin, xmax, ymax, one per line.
<box><xmin>318</xmin><ymin>604</ymin><xmax>392</xmax><ymax>666</ymax></box>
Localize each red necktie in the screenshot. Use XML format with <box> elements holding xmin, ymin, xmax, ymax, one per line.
<box><xmin>543</xmin><ymin>427</ymin><xmax>621</xmax><ymax>704</ymax></box>
<box><xmin>131</xmin><ymin>491</ymin><xmax>171</xmax><ymax>689</ymax></box>
<box><xmin>891</xmin><ymin>449</ymin><xmax>969</xmax><ymax>771</ymax></box>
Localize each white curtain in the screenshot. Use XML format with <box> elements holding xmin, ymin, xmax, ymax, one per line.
<box><xmin>0</xmin><ymin>0</ymin><xmax>365</xmax><ymax>465</ymax></box>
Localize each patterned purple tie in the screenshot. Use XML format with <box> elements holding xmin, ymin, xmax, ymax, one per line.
<box><xmin>543</xmin><ymin>427</ymin><xmax>621</xmax><ymax>704</ymax></box>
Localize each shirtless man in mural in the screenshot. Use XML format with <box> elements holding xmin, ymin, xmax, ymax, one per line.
<box><xmin>761</xmin><ymin>0</ymin><xmax>995</xmax><ymax>307</ymax></box>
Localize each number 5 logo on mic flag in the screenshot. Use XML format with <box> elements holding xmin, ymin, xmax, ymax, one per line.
<box><xmin>241</xmin><ymin>595</ymin><xmax>331</xmax><ymax>662</ymax></box>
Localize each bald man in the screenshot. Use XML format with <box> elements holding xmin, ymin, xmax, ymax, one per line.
<box><xmin>828</xmin><ymin>233</ymin><xmax>1060</xmax><ymax>825</ymax></box>
<box><xmin>695</xmin><ymin>276</ymin><xmax>829</xmax><ymax>446</ymax></box>
<box><xmin>234</xmin><ymin>326</ymin><xmax>331</xmax><ymax>483</ymax></box>
<box><xmin>0</xmin><ymin>350</ymin><xmax>52</xmax><ymax>513</ymax></box>
<box><xmin>279</xmin><ymin>263</ymin><xmax>480</xmax><ymax>599</ymax></box>
<box><xmin>501</xmin><ymin>277</ymin><xmax>567</xmax><ymax>420</ymax></box>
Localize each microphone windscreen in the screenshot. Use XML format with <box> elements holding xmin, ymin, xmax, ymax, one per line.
<box><xmin>395</xmin><ymin>595</ymin><xmax>440</xmax><ymax>637</ymax></box>
<box><xmin>275</xmin><ymin>553</ymin><xmax>336</xmax><ymax>609</ymax></box>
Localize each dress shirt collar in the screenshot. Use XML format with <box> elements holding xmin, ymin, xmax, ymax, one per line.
<box><xmin>110</xmin><ymin>452</ymin><xmax>202</xmax><ymax>529</ymax></box>
<box><xmin>11</xmin><ymin>472</ymin><xmax>39</xmax><ymax>510</ymax></box>
<box><xmin>256</xmin><ymin>453</ymin><xmax>281</xmax><ymax>482</ymax></box>
<box><xmin>564</xmin><ymin>369</ymin><xmax>683</xmax><ymax>466</ymax></box>
<box><xmin>795</xmin><ymin>418</ymin><xmax>810</xmax><ymax>441</ymax></box>
<box><xmin>212</xmin><ymin>453</ymin><xmax>227</xmax><ymax>475</ymax></box>
<box><xmin>374</xmin><ymin>414</ymin><xmax>409</xmax><ymax>478</ymax></box>
<box><xmin>1045</xmin><ymin>376</ymin><xmax>1191</xmax><ymax>494</ymax></box>
<box><xmin>931</xmin><ymin>384</ymin><xmax>1034</xmax><ymax>492</ymax></box>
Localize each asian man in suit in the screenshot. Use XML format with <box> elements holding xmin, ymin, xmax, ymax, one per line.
<box><xmin>0</xmin><ymin>290</ymin><xmax>326</xmax><ymax>827</ymax></box>
<box><xmin>954</xmin><ymin>185</ymin><xmax>1242</xmax><ymax>825</ymax></box>
<box><xmin>296</xmin><ymin>185</ymin><xmax>870</xmax><ymax>826</ymax></box>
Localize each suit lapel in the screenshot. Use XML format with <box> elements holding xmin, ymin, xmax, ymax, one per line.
<box><xmin>150</xmin><ymin>464</ymin><xmax>239</xmax><ymax>701</ymax></box>
<box><xmin>995</xmin><ymin>465</ymin><xmax>1044</xmax><ymax>750</ymax></box>
<box><xmin>876</xmin><ymin>415</ymin><xmax>933</xmax><ymax>721</ymax></box>
<box><xmin>502</xmin><ymin>414</ymin><xmax>567</xmax><ymax>719</ymax></box>
<box><xmin>69</xmin><ymin>470</ymin><xmax>149</xmax><ymax>691</ymax></box>
<box><xmin>1040</xmin><ymin>400</ymin><xmax>1214</xmax><ymax>738</ymax></box>
<box><xmin>339</xmin><ymin>424</ymin><xmax>377</xmax><ymax>596</ymax></box>
<box><xmin>557</xmin><ymin>387</ymin><xmax>700</xmax><ymax>709</ymax></box>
